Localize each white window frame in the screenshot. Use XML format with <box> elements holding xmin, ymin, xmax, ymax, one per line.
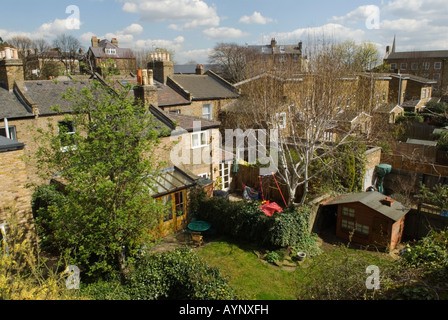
<box><xmin>423</xmin><ymin>62</ymin><xmax>430</xmax><ymax>70</ymax></box>
<box><xmin>411</xmin><ymin>62</ymin><xmax>418</xmax><ymax>70</ymax></box>
<box><xmin>202</xmin><ymin>103</ymin><xmax>212</xmax><ymax>120</ymax></box>
<box><xmin>422</xmin><ymin>89</ymin><xmax>427</xmax><ymax>99</ymax></box>
<box><xmin>198</xmin><ymin>172</ymin><xmax>211</xmax><ymax>179</ymax></box>
<box><xmin>220</xmin><ymin>160</ymin><xmax>232</xmax><ymax>191</ymax></box>
<box><xmin>191</xmin><ymin>131</ymin><xmax>208</xmax><ymax>149</ymax></box>
<box><xmin>434</xmin><ymin>62</ymin><xmax>442</xmax><ymax>70</ymax></box>
<box><xmin>105</xmin><ymin>48</ymin><xmax>117</xmax><ymax>55</ymax></box>
<box><xmin>433</xmin><ymin>73</ymin><xmax>441</xmax><ymax>81</ymax></box>
<box><xmin>400</xmin><ymin>63</ymin><xmax>407</xmax><ymax>70</ymax></box>
<box><xmin>390</xmin><ymin>63</ymin><xmax>397</xmax><ymax>71</ymax></box>
<box><xmin>0</xmin><ymin>125</ymin><xmax>17</xmax><ymax>141</ymax></box>
<box><xmin>58</xmin><ymin>120</ymin><xmax>76</xmax><ymax>152</ymax></box>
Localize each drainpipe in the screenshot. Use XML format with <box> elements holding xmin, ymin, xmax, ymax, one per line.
<box><xmin>3</xmin><ymin>118</ymin><xmax>9</xmax><ymax>139</ymax></box>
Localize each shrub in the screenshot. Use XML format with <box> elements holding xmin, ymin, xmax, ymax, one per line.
<box><xmin>265</xmin><ymin>251</ymin><xmax>280</xmax><ymax>263</ymax></box>
<box><xmin>193</xmin><ymin>194</ymin><xmax>321</xmax><ymax>254</ymax></box>
<box><xmin>125</xmin><ymin>248</ymin><xmax>236</xmax><ymax>300</ymax></box>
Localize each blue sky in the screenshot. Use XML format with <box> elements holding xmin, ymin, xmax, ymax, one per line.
<box><xmin>1</xmin><ymin>0</ymin><xmax>448</xmax><ymax>64</ymax></box>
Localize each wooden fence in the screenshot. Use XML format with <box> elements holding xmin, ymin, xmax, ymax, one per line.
<box><xmin>403</xmin><ymin>208</ymin><xmax>448</xmax><ymax>241</ymax></box>
<box><xmin>381</xmin><ymin>154</ymin><xmax>448</xmax><ymax>177</ymax></box>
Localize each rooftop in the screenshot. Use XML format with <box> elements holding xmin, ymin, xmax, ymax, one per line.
<box><xmin>323</xmin><ymin>191</ymin><xmax>410</xmax><ymax>221</ymax></box>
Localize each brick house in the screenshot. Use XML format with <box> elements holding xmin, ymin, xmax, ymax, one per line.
<box><xmin>0</xmin><ymin>47</ymin><xmax>224</xmax><ymax>238</ymax></box>
<box><xmin>87</xmin><ymin>36</ymin><xmax>136</xmax><ymax>76</ymax></box>
<box><xmin>322</xmin><ymin>191</ymin><xmax>410</xmax><ymax>250</ymax></box>
<box><xmin>144</xmin><ymin>54</ymin><xmax>239</xmax><ymax>121</ymax></box>
<box><xmin>384</xmin><ymin>37</ymin><xmax>448</xmax><ymax>97</ymax></box>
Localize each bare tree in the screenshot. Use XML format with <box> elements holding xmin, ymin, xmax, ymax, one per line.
<box><xmin>52</xmin><ymin>34</ymin><xmax>83</xmax><ymax>74</ymax></box>
<box><xmin>225</xmin><ymin>38</ymin><xmax>371</xmax><ymax>205</ymax></box>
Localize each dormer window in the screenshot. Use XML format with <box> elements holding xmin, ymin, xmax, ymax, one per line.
<box><xmin>105</xmin><ymin>48</ymin><xmax>116</xmax><ymax>55</ymax></box>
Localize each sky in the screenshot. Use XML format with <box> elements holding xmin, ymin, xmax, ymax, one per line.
<box><xmin>1</xmin><ymin>0</ymin><xmax>448</xmax><ymax>64</ymax></box>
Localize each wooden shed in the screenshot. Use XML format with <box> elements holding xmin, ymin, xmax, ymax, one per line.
<box><xmin>322</xmin><ymin>191</ymin><xmax>410</xmax><ymax>250</ymax></box>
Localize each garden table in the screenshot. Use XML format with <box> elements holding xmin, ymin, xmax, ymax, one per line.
<box><xmin>187</xmin><ymin>220</ymin><xmax>211</xmax><ymax>232</ymax></box>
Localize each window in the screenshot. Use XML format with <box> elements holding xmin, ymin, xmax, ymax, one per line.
<box><xmin>276</xmin><ymin>112</ymin><xmax>286</xmax><ymax>129</ymax></box>
<box><xmin>159</xmin><ymin>190</ymin><xmax>187</xmax><ymax>221</ymax></box>
<box><xmin>58</xmin><ymin>121</ymin><xmax>76</xmax><ymax>151</ymax></box>
<box><xmin>169</xmin><ymin>109</ymin><xmax>181</xmax><ymax>114</ymax></box>
<box><xmin>423</xmin><ymin>62</ymin><xmax>430</xmax><ymax>70</ymax></box>
<box><xmin>220</xmin><ymin>161</ymin><xmax>232</xmax><ymax>191</ymax></box>
<box><xmin>341</xmin><ymin>219</ymin><xmax>355</xmax><ymax>230</ymax></box>
<box><xmin>174</xmin><ymin>191</ymin><xmax>185</xmax><ymax>217</ymax></box>
<box><xmin>161</xmin><ymin>195</ymin><xmax>173</xmax><ymax>222</ymax></box>
<box><xmin>356</xmin><ymin>223</ymin><xmax>369</xmax><ymax>235</ymax></box>
<box><xmin>0</xmin><ymin>125</ymin><xmax>17</xmax><ymax>141</ymax></box>
<box><xmin>198</xmin><ymin>172</ymin><xmax>210</xmax><ymax>179</ymax></box>
<box><xmin>202</xmin><ymin>103</ymin><xmax>212</xmax><ymax>120</ymax></box>
<box><xmin>323</xmin><ymin>131</ymin><xmax>333</xmax><ymax>142</ymax></box>
<box><xmin>0</xmin><ymin>224</ymin><xmax>8</xmax><ymax>254</ymax></box>
<box><xmin>434</xmin><ymin>62</ymin><xmax>442</xmax><ymax>70</ymax></box>
<box><xmin>433</xmin><ymin>73</ymin><xmax>441</xmax><ymax>81</ymax></box>
<box><xmin>422</xmin><ymin>89</ymin><xmax>427</xmax><ymax>99</ymax></box>
<box><xmin>191</xmin><ymin>131</ymin><xmax>208</xmax><ymax>149</ymax></box>
<box><xmin>105</xmin><ymin>48</ymin><xmax>116</xmax><ymax>55</ymax></box>
<box><xmin>411</xmin><ymin>62</ymin><xmax>418</xmax><ymax>70</ymax></box>
<box><xmin>383</xmin><ymin>93</ymin><xmax>386</xmax><ymax>101</ymax></box>
<box><xmin>390</xmin><ymin>63</ymin><xmax>397</xmax><ymax>71</ymax></box>
<box><xmin>400</xmin><ymin>63</ymin><xmax>407</xmax><ymax>70</ymax></box>
<box><xmin>342</xmin><ymin>206</ymin><xmax>355</xmax><ymax>217</ymax></box>
<box><xmin>280</xmin><ymin>46</ymin><xmax>285</xmax><ymax>53</ymax></box>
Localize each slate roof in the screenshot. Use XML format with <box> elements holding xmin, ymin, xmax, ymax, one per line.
<box><xmin>323</xmin><ymin>191</ymin><xmax>410</xmax><ymax>221</ymax></box>
<box><xmin>89</xmin><ymin>40</ymin><xmax>135</xmax><ymax>60</ymax></box>
<box><xmin>170</xmin><ymin>72</ymin><xmax>239</xmax><ymax>100</ymax></box>
<box><xmin>0</xmin><ymin>87</ymin><xmax>33</xmax><ymax>119</ymax></box>
<box><xmin>174</xmin><ymin>64</ymin><xmax>220</xmax><ymax>74</ymax></box>
<box><xmin>248</xmin><ymin>43</ymin><xmax>303</xmax><ymax>55</ymax></box>
<box><xmin>386</xmin><ymin>50</ymin><xmax>448</xmax><ymax>60</ymax></box>
<box><xmin>389</xmin><ymin>73</ymin><xmax>437</xmax><ymax>84</ymax></box>
<box><xmin>24</xmin><ymin>80</ymin><xmax>92</xmax><ymax>115</ymax></box>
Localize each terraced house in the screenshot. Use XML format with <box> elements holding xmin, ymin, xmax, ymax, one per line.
<box><xmin>0</xmin><ymin>46</ymin><xmax>231</xmax><ymax>238</ymax></box>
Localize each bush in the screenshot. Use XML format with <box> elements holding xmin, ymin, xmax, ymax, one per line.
<box><xmin>125</xmin><ymin>248</ymin><xmax>236</xmax><ymax>300</ymax></box>
<box><xmin>265</xmin><ymin>251</ymin><xmax>280</xmax><ymax>263</ymax></box>
<box><xmin>193</xmin><ymin>194</ymin><xmax>321</xmax><ymax>254</ymax></box>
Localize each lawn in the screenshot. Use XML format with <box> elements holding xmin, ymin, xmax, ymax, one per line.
<box><xmin>197</xmin><ymin>237</ymin><xmax>396</xmax><ymax>300</ymax></box>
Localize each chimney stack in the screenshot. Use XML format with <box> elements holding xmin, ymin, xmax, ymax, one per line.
<box><xmin>148</xmin><ymin>53</ymin><xmax>173</xmax><ymax>85</ymax></box>
<box><xmin>134</xmin><ymin>69</ymin><xmax>158</xmax><ymax>110</ymax></box>
<box><xmin>196</xmin><ymin>64</ymin><xmax>204</xmax><ymax>75</ymax></box>
<box><xmin>111</xmin><ymin>38</ymin><xmax>119</xmax><ymax>47</ymax></box>
<box><xmin>0</xmin><ymin>47</ymin><xmax>24</xmax><ymax>91</ymax></box>
<box><xmin>381</xmin><ymin>197</ymin><xmax>394</xmax><ymax>207</ymax></box>
<box><xmin>271</xmin><ymin>38</ymin><xmax>277</xmax><ymax>48</ymax></box>
<box><xmin>91</xmin><ymin>36</ymin><xmax>99</xmax><ymax>47</ymax></box>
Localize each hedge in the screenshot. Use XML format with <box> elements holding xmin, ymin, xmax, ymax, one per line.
<box><xmin>192</xmin><ymin>193</ymin><xmax>318</xmax><ymax>251</ymax></box>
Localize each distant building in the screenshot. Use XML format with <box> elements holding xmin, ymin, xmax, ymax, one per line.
<box><xmin>384</xmin><ymin>37</ymin><xmax>448</xmax><ymax>97</ymax></box>
<box><xmin>87</xmin><ymin>37</ymin><xmax>136</xmax><ymax>76</ymax></box>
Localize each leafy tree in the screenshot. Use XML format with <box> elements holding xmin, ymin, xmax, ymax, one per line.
<box><xmin>417</xmin><ymin>183</ymin><xmax>448</xmax><ymax>212</ymax></box>
<box><xmin>32</xmin><ymin>81</ymin><xmax>165</xmax><ymax>280</ymax></box>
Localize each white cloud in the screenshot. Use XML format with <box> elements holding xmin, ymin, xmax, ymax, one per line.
<box><xmin>203</xmin><ymin>27</ymin><xmax>250</xmax><ymax>40</ymax></box>
<box><xmin>176</xmin><ymin>48</ymin><xmax>212</xmax><ymax>64</ymax></box>
<box><xmin>265</xmin><ymin>24</ymin><xmax>365</xmax><ymax>45</ymax></box>
<box><xmin>123</xmin><ymin>23</ymin><xmax>144</xmax><ymax>35</ymax></box>
<box><xmin>330</xmin><ymin>5</ymin><xmax>380</xmax><ymax>25</ymax></box>
<box><xmin>239</xmin><ymin>12</ymin><xmax>274</xmax><ymax>25</ymax></box>
<box><xmin>121</xmin><ymin>0</ymin><xmax>220</xmax><ymax>29</ymax></box>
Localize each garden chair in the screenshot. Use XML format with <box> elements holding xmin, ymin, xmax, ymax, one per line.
<box><xmin>190</xmin><ymin>231</ymin><xmax>203</xmax><ymax>247</ymax></box>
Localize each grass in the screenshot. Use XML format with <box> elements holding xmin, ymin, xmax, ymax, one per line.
<box><xmin>197</xmin><ymin>237</ymin><xmax>396</xmax><ymax>300</ymax></box>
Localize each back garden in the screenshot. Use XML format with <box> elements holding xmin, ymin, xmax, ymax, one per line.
<box><xmin>3</xmin><ymin>187</ymin><xmax>445</xmax><ymax>301</ymax></box>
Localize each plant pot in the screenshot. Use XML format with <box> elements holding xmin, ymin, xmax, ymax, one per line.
<box><xmin>297</xmin><ymin>252</ymin><xmax>306</xmax><ymax>261</ymax></box>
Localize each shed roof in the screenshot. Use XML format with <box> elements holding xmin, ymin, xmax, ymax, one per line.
<box><xmin>323</xmin><ymin>191</ymin><xmax>410</xmax><ymax>221</ymax></box>
<box><xmin>0</xmin><ymin>135</ymin><xmax>25</xmax><ymax>152</ymax></box>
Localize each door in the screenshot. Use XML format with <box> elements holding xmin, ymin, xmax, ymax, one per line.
<box><xmin>220</xmin><ymin>161</ymin><xmax>232</xmax><ymax>191</ymax></box>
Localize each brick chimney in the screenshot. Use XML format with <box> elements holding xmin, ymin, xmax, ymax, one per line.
<box><xmin>381</xmin><ymin>197</ymin><xmax>394</xmax><ymax>207</ymax></box>
<box><xmin>134</xmin><ymin>69</ymin><xmax>158</xmax><ymax>110</ymax></box>
<box><xmin>111</xmin><ymin>38</ymin><xmax>119</xmax><ymax>47</ymax></box>
<box><xmin>271</xmin><ymin>38</ymin><xmax>277</xmax><ymax>48</ymax></box>
<box><xmin>0</xmin><ymin>47</ymin><xmax>24</xmax><ymax>91</ymax></box>
<box><xmin>196</xmin><ymin>64</ymin><xmax>204</xmax><ymax>75</ymax></box>
<box><xmin>91</xmin><ymin>36</ymin><xmax>99</xmax><ymax>47</ymax></box>
<box><xmin>147</xmin><ymin>52</ymin><xmax>173</xmax><ymax>85</ymax></box>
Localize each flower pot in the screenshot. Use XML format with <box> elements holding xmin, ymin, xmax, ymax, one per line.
<box><xmin>297</xmin><ymin>252</ymin><xmax>306</xmax><ymax>261</ymax></box>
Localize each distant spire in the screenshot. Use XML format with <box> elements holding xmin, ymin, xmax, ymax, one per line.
<box><xmin>392</xmin><ymin>35</ymin><xmax>396</xmax><ymax>53</ymax></box>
